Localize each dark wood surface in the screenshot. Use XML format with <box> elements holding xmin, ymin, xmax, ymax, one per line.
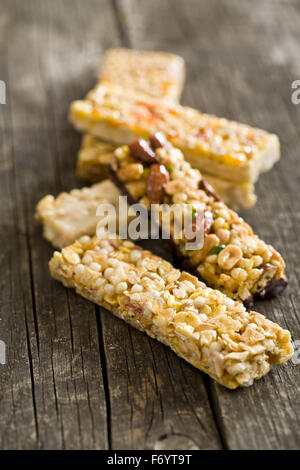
<box><xmin>0</xmin><ymin>0</ymin><xmax>299</xmax><ymax>450</ymax></box>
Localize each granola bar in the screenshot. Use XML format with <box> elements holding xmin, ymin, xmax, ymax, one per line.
<box><xmin>35</xmin><ymin>180</ymin><xmax>120</xmax><ymax>248</ymax></box>
<box><xmin>77</xmin><ymin>134</ymin><xmax>256</xmax><ymax>209</ymax></box>
<box><xmin>69</xmin><ymin>82</ymin><xmax>280</xmax><ymax>184</ymax></box>
<box><xmin>77</xmin><ymin>49</ymin><xmax>185</xmax><ymax>181</ymax></box>
<box><xmin>77</xmin><ymin>134</ymin><xmax>115</xmax><ymax>182</ymax></box>
<box><xmin>203</xmin><ymin>174</ymin><xmax>256</xmax><ymax>210</ymax></box>
<box><xmin>110</xmin><ymin>134</ymin><xmax>287</xmax><ymax>306</ymax></box>
<box><xmin>100</xmin><ymin>48</ymin><xmax>185</xmax><ymax>102</ymax></box>
<box><xmin>49</xmin><ymin>235</ymin><xmax>293</xmax><ymax>389</ymax></box>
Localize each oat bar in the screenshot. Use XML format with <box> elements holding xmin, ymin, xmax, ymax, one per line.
<box><xmin>77</xmin><ymin>134</ymin><xmax>115</xmax><ymax>182</ymax></box>
<box><xmin>203</xmin><ymin>174</ymin><xmax>256</xmax><ymax>210</ymax></box>
<box><xmin>69</xmin><ymin>82</ymin><xmax>280</xmax><ymax>184</ymax></box>
<box><xmin>110</xmin><ymin>134</ymin><xmax>287</xmax><ymax>306</ymax></box>
<box><xmin>49</xmin><ymin>235</ymin><xmax>293</xmax><ymax>389</ymax></box>
<box><xmin>35</xmin><ymin>180</ymin><xmax>120</xmax><ymax>248</ymax></box>
<box><xmin>100</xmin><ymin>48</ymin><xmax>185</xmax><ymax>102</ymax></box>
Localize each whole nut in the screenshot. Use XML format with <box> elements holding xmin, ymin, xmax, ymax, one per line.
<box><xmin>146</xmin><ymin>164</ymin><xmax>170</xmax><ymax>204</ymax></box>
<box><xmin>129</xmin><ymin>138</ymin><xmax>159</xmax><ymax>164</ymax></box>
<box><xmin>117</xmin><ymin>163</ymin><xmax>144</xmax><ymax>182</ymax></box>
<box><xmin>217</xmin><ymin>244</ymin><xmax>242</xmax><ymax>270</ymax></box>
<box><xmin>150</xmin><ymin>132</ymin><xmax>168</xmax><ymax>150</ymax></box>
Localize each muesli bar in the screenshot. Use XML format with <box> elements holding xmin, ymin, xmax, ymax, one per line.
<box><xmin>77</xmin><ymin>49</ymin><xmax>185</xmax><ymax>181</ymax></box>
<box><xmin>77</xmin><ymin>134</ymin><xmax>115</xmax><ymax>182</ymax></box>
<box><xmin>69</xmin><ymin>82</ymin><xmax>280</xmax><ymax>183</ymax></box>
<box><xmin>100</xmin><ymin>48</ymin><xmax>185</xmax><ymax>102</ymax></box>
<box><xmin>203</xmin><ymin>174</ymin><xmax>256</xmax><ymax>210</ymax></box>
<box><xmin>35</xmin><ymin>180</ymin><xmax>120</xmax><ymax>248</ymax></box>
<box><xmin>77</xmin><ymin>134</ymin><xmax>256</xmax><ymax>209</ymax></box>
<box><xmin>109</xmin><ymin>134</ymin><xmax>287</xmax><ymax>306</ymax></box>
<box><xmin>49</xmin><ymin>235</ymin><xmax>293</xmax><ymax>389</ymax></box>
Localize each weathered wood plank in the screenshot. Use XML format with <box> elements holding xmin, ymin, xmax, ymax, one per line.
<box><xmin>0</xmin><ymin>6</ymin><xmax>39</xmax><ymax>449</ymax></box>
<box><xmin>0</xmin><ymin>125</ymin><xmax>39</xmax><ymax>449</ymax></box>
<box><xmin>0</xmin><ymin>0</ymin><xmax>119</xmax><ymax>449</ymax></box>
<box><xmin>100</xmin><ymin>307</ymin><xmax>221</xmax><ymax>450</ymax></box>
<box><xmin>116</xmin><ymin>0</ymin><xmax>300</xmax><ymax>449</ymax></box>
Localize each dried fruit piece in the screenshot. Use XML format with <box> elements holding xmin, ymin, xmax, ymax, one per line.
<box><xmin>146</xmin><ymin>164</ymin><xmax>170</xmax><ymax>204</ymax></box>
<box><xmin>125</xmin><ymin>302</ymin><xmax>143</xmax><ymax>314</ymax></box>
<box><xmin>129</xmin><ymin>138</ymin><xmax>159</xmax><ymax>164</ymax></box>
<box><xmin>256</xmin><ymin>264</ymin><xmax>277</xmax><ymax>291</ymax></box>
<box><xmin>200</xmin><ymin>178</ymin><xmax>221</xmax><ymax>201</ymax></box>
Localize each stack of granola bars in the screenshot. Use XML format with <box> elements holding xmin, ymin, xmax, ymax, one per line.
<box><xmin>37</xmin><ymin>48</ymin><xmax>293</xmax><ymax>389</ymax></box>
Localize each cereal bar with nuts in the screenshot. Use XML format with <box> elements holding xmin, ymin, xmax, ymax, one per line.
<box><xmin>35</xmin><ymin>180</ymin><xmax>120</xmax><ymax>248</ymax></box>
<box><xmin>202</xmin><ymin>174</ymin><xmax>256</xmax><ymax>210</ymax></box>
<box><xmin>110</xmin><ymin>134</ymin><xmax>287</xmax><ymax>306</ymax></box>
<box><xmin>49</xmin><ymin>235</ymin><xmax>293</xmax><ymax>389</ymax></box>
<box><xmin>77</xmin><ymin>134</ymin><xmax>115</xmax><ymax>182</ymax></box>
<box><xmin>69</xmin><ymin>82</ymin><xmax>280</xmax><ymax>184</ymax></box>
<box><xmin>77</xmin><ymin>49</ymin><xmax>185</xmax><ymax>182</ymax></box>
<box><xmin>100</xmin><ymin>48</ymin><xmax>185</xmax><ymax>103</ymax></box>
<box><xmin>77</xmin><ymin>134</ymin><xmax>256</xmax><ymax>209</ymax></box>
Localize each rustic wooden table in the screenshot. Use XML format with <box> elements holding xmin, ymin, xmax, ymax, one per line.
<box><xmin>0</xmin><ymin>0</ymin><xmax>299</xmax><ymax>450</ymax></box>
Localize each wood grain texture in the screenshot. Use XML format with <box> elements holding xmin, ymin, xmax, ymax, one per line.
<box><xmin>0</xmin><ymin>0</ymin><xmax>116</xmax><ymax>450</ymax></box>
<box><xmin>0</xmin><ymin>0</ymin><xmax>299</xmax><ymax>450</ymax></box>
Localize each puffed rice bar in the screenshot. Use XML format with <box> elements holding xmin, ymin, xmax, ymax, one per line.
<box><xmin>49</xmin><ymin>235</ymin><xmax>293</xmax><ymax>389</ymax></box>
<box><xmin>100</xmin><ymin>48</ymin><xmax>185</xmax><ymax>102</ymax></box>
<box><xmin>77</xmin><ymin>134</ymin><xmax>256</xmax><ymax>210</ymax></box>
<box><xmin>202</xmin><ymin>175</ymin><xmax>256</xmax><ymax>210</ymax></box>
<box><xmin>77</xmin><ymin>48</ymin><xmax>185</xmax><ymax>181</ymax></box>
<box><xmin>35</xmin><ymin>180</ymin><xmax>120</xmax><ymax>248</ymax></box>
<box><xmin>69</xmin><ymin>82</ymin><xmax>280</xmax><ymax>184</ymax></box>
<box><xmin>110</xmin><ymin>134</ymin><xmax>287</xmax><ymax>306</ymax></box>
